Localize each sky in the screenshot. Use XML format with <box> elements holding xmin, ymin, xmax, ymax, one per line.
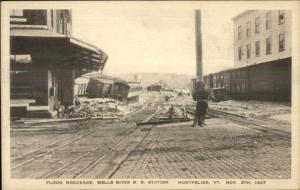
<box><xmin>72</xmin><ymin>4</ymin><xmax>245</xmax><ymax>76</ymax></box>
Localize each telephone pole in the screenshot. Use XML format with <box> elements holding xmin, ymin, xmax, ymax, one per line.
<box><xmin>195</xmin><ymin>9</ymin><xmax>203</xmax><ymax>82</ymax></box>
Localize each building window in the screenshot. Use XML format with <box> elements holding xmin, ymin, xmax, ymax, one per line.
<box><xmin>255</xmin><ymin>17</ymin><xmax>260</xmax><ymax>34</ymax></box>
<box><xmin>25</xmin><ymin>10</ymin><xmax>47</xmax><ymax>25</ymax></box>
<box><xmin>279</xmin><ymin>10</ymin><xmax>285</xmax><ymax>25</ymax></box>
<box><xmin>238</xmin><ymin>25</ymin><xmax>242</xmax><ymax>40</ymax></box>
<box><xmin>238</xmin><ymin>47</ymin><xmax>242</xmax><ymax>60</ymax></box>
<box><xmin>255</xmin><ymin>41</ymin><xmax>260</xmax><ymax>57</ymax></box>
<box><xmin>279</xmin><ymin>33</ymin><xmax>285</xmax><ymax>52</ymax></box>
<box><xmin>10</xmin><ymin>10</ymin><xmax>24</xmax><ymax>16</ymax></box>
<box><xmin>51</xmin><ymin>10</ymin><xmax>54</xmax><ymax>28</ymax></box>
<box><xmin>246</xmin><ymin>22</ymin><xmax>251</xmax><ymax>37</ymax></box>
<box><xmin>266</xmin><ymin>37</ymin><xmax>272</xmax><ymax>55</ymax></box>
<box><xmin>56</xmin><ymin>10</ymin><xmax>72</xmax><ymax>35</ymax></box>
<box><xmin>247</xmin><ymin>44</ymin><xmax>251</xmax><ymax>59</ymax></box>
<box><xmin>266</xmin><ymin>11</ymin><xmax>271</xmax><ymax>30</ymax></box>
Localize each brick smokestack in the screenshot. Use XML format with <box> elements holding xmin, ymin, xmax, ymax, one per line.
<box><xmin>195</xmin><ymin>10</ymin><xmax>203</xmax><ymax>81</ymax></box>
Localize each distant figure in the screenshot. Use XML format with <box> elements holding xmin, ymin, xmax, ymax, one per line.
<box><xmin>168</xmin><ymin>104</ymin><xmax>175</xmax><ymax>118</ymax></box>
<box><xmin>165</xmin><ymin>95</ymin><xmax>169</xmax><ymax>102</ymax></box>
<box><xmin>192</xmin><ymin>81</ymin><xmax>209</xmax><ymax>127</ymax></box>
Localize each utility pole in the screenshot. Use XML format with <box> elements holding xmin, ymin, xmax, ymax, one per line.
<box><xmin>195</xmin><ymin>9</ymin><xmax>203</xmax><ymax>82</ymax></box>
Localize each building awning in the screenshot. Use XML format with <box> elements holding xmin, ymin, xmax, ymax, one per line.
<box><xmin>90</xmin><ymin>77</ymin><xmax>114</xmax><ymax>84</ymax></box>
<box><xmin>70</xmin><ymin>37</ymin><xmax>108</xmax><ymax>77</ymax></box>
<box><xmin>10</xmin><ymin>28</ymin><xmax>66</xmax><ymax>38</ymax></box>
<box><xmin>10</xmin><ymin>28</ymin><xmax>108</xmax><ymax>77</ymax></box>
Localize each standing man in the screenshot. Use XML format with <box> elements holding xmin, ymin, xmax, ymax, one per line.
<box><xmin>192</xmin><ymin>81</ymin><xmax>209</xmax><ymax>127</ymax></box>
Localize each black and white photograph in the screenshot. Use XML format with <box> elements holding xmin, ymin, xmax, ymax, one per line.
<box><xmin>1</xmin><ymin>1</ymin><xmax>300</xmax><ymax>190</ymax></box>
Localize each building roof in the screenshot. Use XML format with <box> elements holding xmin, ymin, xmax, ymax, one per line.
<box><xmin>70</xmin><ymin>37</ymin><xmax>108</xmax><ymax>77</ymax></box>
<box><xmin>10</xmin><ymin>28</ymin><xmax>66</xmax><ymax>38</ymax></box>
<box><xmin>232</xmin><ymin>10</ymin><xmax>255</xmax><ymax>21</ymax></box>
<box><xmin>74</xmin><ymin>77</ymin><xmax>90</xmax><ymax>83</ymax></box>
<box><xmin>128</xmin><ymin>83</ymin><xmax>142</xmax><ymax>88</ymax></box>
<box><xmin>90</xmin><ymin>77</ymin><xmax>114</xmax><ymax>84</ymax></box>
<box><xmin>83</xmin><ymin>74</ymin><xmax>129</xmax><ymax>85</ymax></box>
<box><xmin>204</xmin><ymin>57</ymin><xmax>291</xmax><ymax>77</ymax></box>
<box><xmin>10</xmin><ymin>28</ymin><xmax>108</xmax><ymax>78</ymax></box>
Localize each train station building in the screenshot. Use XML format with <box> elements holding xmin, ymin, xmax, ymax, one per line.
<box><xmin>10</xmin><ymin>10</ymin><xmax>108</xmax><ymax>118</ymax></box>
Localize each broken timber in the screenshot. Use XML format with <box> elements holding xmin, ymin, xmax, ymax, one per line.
<box><xmin>136</xmin><ymin>118</ymin><xmax>191</xmax><ymax>126</ymax></box>
<box><xmin>15</xmin><ymin>116</ymin><xmax>119</xmax><ymax>124</ymax></box>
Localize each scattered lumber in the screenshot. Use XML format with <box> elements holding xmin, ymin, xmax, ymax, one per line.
<box><xmin>136</xmin><ymin>118</ymin><xmax>191</xmax><ymax>126</ymax></box>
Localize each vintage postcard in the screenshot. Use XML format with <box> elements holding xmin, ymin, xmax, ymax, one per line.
<box><xmin>1</xmin><ymin>1</ymin><xmax>300</xmax><ymax>190</ymax></box>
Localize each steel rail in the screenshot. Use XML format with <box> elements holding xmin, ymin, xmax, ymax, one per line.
<box><xmin>73</xmin><ymin>126</ymin><xmax>143</xmax><ymax>178</ymax></box>
<box><xmin>184</xmin><ymin>107</ymin><xmax>290</xmax><ymax>139</ymax></box>
<box><xmin>38</xmin><ymin>125</ymin><xmax>137</xmax><ymax>179</ymax></box>
<box><xmin>11</xmin><ymin>135</ymin><xmax>77</xmax><ymax>160</ymax></box>
<box><xmin>107</xmin><ymin>125</ymin><xmax>153</xmax><ymax>178</ymax></box>
<box><xmin>208</xmin><ymin>108</ymin><xmax>290</xmax><ymax>140</ymax></box>
<box><xmin>74</xmin><ymin>105</ymin><xmax>161</xmax><ymax>179</ymax></box>
<box><xmin>11</xmin><ymin>132</ymin><xmax>92</xmax><ymax>170</ymax></box>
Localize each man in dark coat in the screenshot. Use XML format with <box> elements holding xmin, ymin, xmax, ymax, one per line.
<box><xmin>192</xmin><ymin>81</ymin><xmax>209</xmax><ymax>127</ymax></box>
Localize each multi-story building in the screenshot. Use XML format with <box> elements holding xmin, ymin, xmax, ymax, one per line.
<box><xmin>10</xmin><ymin>9</ymin><xmax>108</xmax><ymax>118</ymax></box>
<box><xmin>233</xmin><ymin>10</ymin><xmax>291</xmax><ymax>68</ymax></box>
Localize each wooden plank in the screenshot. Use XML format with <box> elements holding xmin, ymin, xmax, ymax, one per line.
<box><xmin>11</xmin><ymin>99</ymin><xmax>36</xmax><ymax>107</ymax></box>
<box><xmin>136</xmin><ymin>118</ymin><xmax>191</xmax><ymax>126</ymax></box>
<box><xmin>156</xmin><ymin>116</ymin><xmax>187</xmax><ymax>120</ymax></box>
<box><xmin>90</xmin><ymin>116</ymin><xmax>120</xmax><ymax>120</ymax></box>
<box><xmin>16</xmin><ymin>116</ymin><xmax>120</xmax><ymax>124</ymax></box>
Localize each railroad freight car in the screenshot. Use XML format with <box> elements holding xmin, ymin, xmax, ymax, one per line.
<box><xmin>203</xmin><ymin>74</ymin><xmax>213</xmax><ymax>89</ymax></box>
<box><xmin>127</xmin><ymin>83</ymin><xmax>143</xmax><ymax>102</ymax></box>
<box><xmin>110</xmin><ymin>81</ymin><xmax>130</xmax><ymax>101</ymax></box>
<box><xmin>86</xmin><ymin>78</ymin><xmax>113</xmax><ymax>98</ymax></box>
<box><xmin>246</xmin><ymin>58</ymin><xmax>291</xmax><ymax>101</ymax></box>
<box><xmin>229</xmin><ymin>67</ymin><xmax>249</xmax><ymax>99</ymax></box>
<box><xmin>215</xmin><ymin>70</ymin><xmax>231</xmax><ymax>92</ymax></box>
<box><xmin>202</xmin><ymin>57</ymin><xmax>291</xmax><ymax>101</ymax></box>
<box><xmin>147</xmin><ymin>85</ymin><xmax>162</xmax><ymax>92</ymax></box>
<box><xmin>190</xmin><ymin>78</ymin><xmax>197</xmax><ymax>94</ymax></box>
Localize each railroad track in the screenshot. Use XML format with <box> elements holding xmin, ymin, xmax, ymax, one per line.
<box><xmin>12</xmin><ymin>103</ymin><xmax>161</xmax><ymax>179</ymax></box>
<box><xmin>38</xmin><ymin>106</ymin><xmax>160</xmax><ymax>179</ymax></box>
<box><xmin>38</xmin><ymin>125</ymin><xmax>140</xmax><ymax>179</ymax></box>
<box><xmin>250</xmin><ymin>114</ymin><xmax>291</xmax><ymax>125</ymax></box>
<box><xmin>124</xmin><ymin>95</ymin><xmax>165</xmax><ymax>123</ymax></box>
<box><xmin>135</xmin><ymin>102</ymin><xmax>193</xmax><ymax>126</ymax></box>
<box><xmin>185</xmin><ymin>107</ymin><xmax>290</xmax><ymax>140</ymax></box>
<box><xmin>106</xmin><ymin>124</ymin><xmax>153</xmax><ymax>179</ymax></box>
<box><xmin>11</xmin><ymin>132</ymin><xmax>92</xmax><ymax>170</ymax></box>
<box><xmin>11</xmin><ymin>126</ymin><xmax>128</xmax><ymax>171</ymax></box>
<box><xmin>209</xmin><ymin>108</ymin><xmax>290</xmax><ymax>140</ymax></box>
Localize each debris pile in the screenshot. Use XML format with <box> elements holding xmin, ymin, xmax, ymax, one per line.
<box><xmin>209</xmin><ymin>100</ymin><xmax>291</xmax><ymax>122</ymax></box>
<box><xmin>63</xmin><ymin>97</ymin><xmax>123</xmax><ymax>118</ymax></box>
<box><xmin>62</xmin><ymin>91</ymin><xmax>153</xmax><ymax>119</ymax></box>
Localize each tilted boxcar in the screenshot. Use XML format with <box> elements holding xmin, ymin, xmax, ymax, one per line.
<box><xmin>86</xmin><ymin>78</ymin><xmax>114</xmax><ymax>98</ymax></box>
<box><xmin>127</xmin><ymin>83</ymin><xmax>143</xmax><ymax>102</ymax></box>
<box><xmin>110</xmin><ymin>80</ymin><xmax>130</xmax><ymax>101</ymax></box>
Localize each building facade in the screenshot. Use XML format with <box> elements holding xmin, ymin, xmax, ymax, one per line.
<box><xmin>10</xmin><ymin>9</ymin><xmax>108</xmax><ymax>118</ymax></box>
<box><xmin>233</xmin><ymin>10</ymin><xmax>291</xmax><ymax>67</ymax></box>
